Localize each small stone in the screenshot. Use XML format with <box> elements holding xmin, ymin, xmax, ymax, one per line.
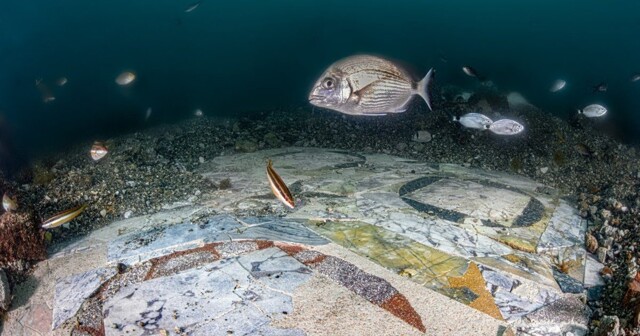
<box><xmin>234</xmin><ymin>140</ymin><xmax>257</xmax><ymax>153</ymax></box>
<box><xmin>594</xmin><ymin>315</ymin><xmax>620</xmax><ymax>336</ymax></box>
<box><xmin>100</xmin><ymin>209</ymin><xmax>107</xmax><ymax>217</ymax></box>
<box><xmin>586</xmin><ymin>233</ymin><xmax>598</xmax><ymax>253</ymax></box>
<box><xmin>395</xmin><ymin>142</ymin><xmax>408</xmax><ymax>151</ymax></box>
<box><xmin>600</xmin><ymin>209</ymin><xmax>612</xmax><ymax>219</ymax></box>
<box><xmin>199</xmin><ymin>157</ymin><xmax>205</xmax><ymax>164</ymax></box>
<box><xmin>540</xmin><ymin>167</ymin><xmax>549</xmax><ymax>174</ymax></box>
<box><xmin>596</xmin><ymin>247</ymin><xmax>608</xmax><ymax>263</ymax></box>
<box><xmin>411</xmin><ymin>130</ymin><xmax>432</xmax><ymax>143</ymax></box>
<box><xmin>124</xmin><ymin>211</ymin><xmax>132</xmax><ymax>219</ymax></box>
<box><xmin>0</xmin><ymin>269</ymin><xmax>10</xmax><ymax>312</ymax></box>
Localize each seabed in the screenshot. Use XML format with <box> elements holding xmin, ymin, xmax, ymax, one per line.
<box><xmin>1</xmin><ymin>148</ymin><xmax>598</xmax><ymax>335</ymax></box>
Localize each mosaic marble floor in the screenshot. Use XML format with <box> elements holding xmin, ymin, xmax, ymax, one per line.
<box><xmin>1</xmin><ymin>148</ymin><xmax>599</xmax><ymax>336</ymax></box>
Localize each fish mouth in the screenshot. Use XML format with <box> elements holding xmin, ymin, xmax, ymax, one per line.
<box><xmin>308</xmin><ymin>95</ymin><xmax>324</xmax><ymax>104</ymax></box>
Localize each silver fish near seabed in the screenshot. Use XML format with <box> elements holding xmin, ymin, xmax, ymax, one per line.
<box><xmin>2</xmin><ymin>192</ymin><xmax>17</xmax><ymax>212</ymax></box>
<box><xmin>145</xmin><ymin>107</ymin><xmax>152</xmax><ymax>121</ymax></box>
<box><xmin>194</xmin><ymin>109</ymin><xmax>204</xmax><ymax>117</ymax></box>
<box><xmin>631</xmin><ymin>73</ymin><xmax>640</xmax><ymax>82</ymax></box>
<box><xmin>308</xmin><ymin>55</ymin><xmax>434</xmax><ymax>116</ymax></box>
<box><xmin>115</xmin><ymin>71</ymin><xmax>136</xmax><ymax>86</ymax></box>
<box><xmin>593</xmin><ymin>82</ymin><xmax>607</xmax><ymax>92</ymax></box>
<box><xmin>579</xmin><ymin>104</ymin><xmax>607</xmax><ymax>118</ymax></box>
<box><xmin>453</xmin><ymin>112</ymin><xmax>493</xmax><ymax>130</ymax></box>
<box><xmin>489</xmin><ymin>119</ymin><xmax>524</xmax><ymax>135</ymax></box>
<box><xmin>56</xmin><ymin>77</ymin><xmax>68</xmax><ymax>87</ymax></box>
<box><xmin>90</xmin><ymin>141</ymin><xmax>108</xmax><ymax>161</ymax></box>
<box><xmin>462</xmin><ymin>66</ymin><xmax>479</xmax><ymax>78</ymax></box>
<box><xmin>550</xmin><ymin>79</ymin><xmax>566</xmax><ymax>93</ymax></box>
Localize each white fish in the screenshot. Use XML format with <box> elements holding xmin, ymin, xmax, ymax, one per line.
<box><xmin>184</xmin><ymin>1</ymin><xmax>201</xmax><ymax>13</ymax></box>
<box><xmin>309</xmin><ymin>55</ymin><xmax>434</xmax><ymax>116</ymax></box>
<box><xmin>90</xmin><ymin>141</ymin><xmax>108</xmax><ymax>161</ymax></box>
<box><xmin>578</xmin><ymin>104</ymin><xmax>607</xmax><ymax>118</ymax></box>
<box><xmin>115</xmin><ymin>71</ymin><xmax>136</xmax><ymax>86</ymax></box>
<box><xmin>462</xmin><ymin>66</ymin><xmax>478</xmax><ymax>78</ymax></box>
<box><xmin>2</xmin><ymin>192</ymin><xmax>17</xmax><ymax>212</ymax></box>
<box><xmin>56</xmin><ymin>77</ymin><xmax>68</xmax><ymax>86</ymax></box>
<box><xmin>549</xmin><ymin>79</ymin><xmax>566</xmax><ymax>93</ymax></box>
<box><xmin>453</xmin><ymin>112</ymin><xmax>493</xmax><ymax>130</ymax></box>
<box><xmin>631</xmin><ymin>73</ymin><xmax>640</xmax><ymax>82</ymax></box>
<box><xmin>194</xmin><ymin>109</ymin><xmax>204</xmax><ymax>117</ymax></box>
<box><xmin>489</xmin><ymin>119</ymin><xmax>524</xmax><ymax>135</ymax></box>
<box><xmin>145</xmin><ymin>107</ymin><xmax>152</xmax><ymax>121</ymax></box>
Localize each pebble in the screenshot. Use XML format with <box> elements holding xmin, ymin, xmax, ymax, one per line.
<box><xmin>597</xmin><ymin>247</ymin><xmax>608</xmax><ymax>263</ymax></box>
<box><xmin>100</xmin><ymin>209</ymin><xmax>107</xmax><ymax>217</ymax></box>
<box><xmin>124</xmin><ymin>211</ymin><xmax>132</xmax><ymax>219</ymax></box>
<box><xmin>412</xmin><ymin>130</ymin><xmax>432</xmax><ymax>143</ymax></box>
<box><xmin>540</xmin><ymin>167</ymin><xmax>549</xmax><ymax>174</ymax></box>
<box><xmin>199</xmin><ymin>157</ymin><xmax>205</xmax><ymax>164</ymax></box>
<box><xmin>395</xmin><ymin>142</ymin><xmax>408</xmax><ymax>151</ymax></box>
<box><xmin>586</xmin><ymin>233</ymin><xmax>598</xmax><ymax>253</ymax></box>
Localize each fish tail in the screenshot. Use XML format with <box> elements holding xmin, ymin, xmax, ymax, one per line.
<box><xmin>416</xmin><ymin>68</ymin><xmax>434</xmax><ymax>111</ymax></box>
<box><xmin>452</xmin><ymin>116</ymin><xmax>458</xmax><ymax>122</ymax></box>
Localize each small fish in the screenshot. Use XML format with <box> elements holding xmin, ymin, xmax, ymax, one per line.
<box><xmin>578</xmin><ymin>104</ymin><xmax>607</xmax><ymax>118</ymax></box>
<box><xmin>462</xmin><ymin>66</ymin><xmax>479</xmax><ymax>78</ymax></box>
<box><xmin>42</xmin><ymin>204</ymin><xmax>87</xmax><ymax>229</ymax></box>
<box><xmin>35</xmin><ymin>78</ymin><xmax>55</xmax><ymax>103</ymax></box>
<box><xmin>184</xmin><ymin>1</ymin><xmax>201</xmax><ymax>13</ymax></box>
<box><xmin>56</xmin><ymin>77</ymin><xmax>68</xmax><ymax>86</ymax></box>
<box><xmin>631</xmin><ymin>73</ymin><xmax>640</xmax><ymax>82</ymax></box>
<box><xmin>549</xmin><ymin>79</ymin><xmax>566</xmax><ymax>93</ymax></box>
<box><xmin>453</xmin><ymin>112</ymin><xmax>493</xmax><ymax>130</ymax></box>
<box><xmin>145</xmin><ymin>107</ymin><xmax>152</xmax><ymax>121</ymax></box>
<box><xmin>115</xmin><ymin>71</ymin><xmax>136</xmax><ymax>86</ymax></box>
<box><xmin>90</xmin><ymin>141</ymin><xmax>108</xmax><ymax>161</ymax></box>
<box><xmin>488</xmin><ymin>119</ymin><xmax>524</xmax><ymax>135</ymax></box>
<box><xmin>309</xmin><ymin>55</ymin><xmax>434</xmax><ymax>115</ymax></box>
<box><xmin>592</xmin><ymin>82</ymin><xmax>607</xmax><ymax>92</ymax></box>
<box><xmin>574</xmin><ymin>143</ymin><xmax>593</xmax><ymax>157</ymax></box>
<box><xmin>2</xmin><ymin>192</ymin><xmax>17</xmax><ymax>212</ymax></box>
<box><xmin>194</xmin><ymin>109</ymin><xmax>203</xmax><ymax>117</ymax></box>
<box><xmin>266</xmin><ymin>159</ymin><xmax>295</xmax><ymax>209</ymax></box>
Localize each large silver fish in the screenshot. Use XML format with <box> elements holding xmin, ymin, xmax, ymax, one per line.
<box><xmin>309</xmin><ymin>55</ymin><xmax>434</xmax><ymax>116</ymax></box>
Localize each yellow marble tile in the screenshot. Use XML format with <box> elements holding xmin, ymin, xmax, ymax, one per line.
<box><xmin>448</xmin><ymin>262</ymin><xmax>503</xmax><ymax>320</ymax></box>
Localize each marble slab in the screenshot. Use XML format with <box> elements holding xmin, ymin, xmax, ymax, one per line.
<box><xmin>103</xmin><ymin>249</ymin><xmax>307</xmax><ymax>336</ymax></box>
<box><xmin>53</xmin><ymin>267</ymin><xmax>118</xmax><ymax>329</ymax></box>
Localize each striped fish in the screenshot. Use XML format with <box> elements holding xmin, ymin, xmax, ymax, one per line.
<box><xmin>42</xmin><ymin>204</ymin><xmax>87</xmax><ymax>229</ymax></box>
<box><xmin>266</xmin><ymin>159</ymin><xmax>295</xmax><ymax>209</ymax></box>
<box><xmin>309</xmin><ymin>55</ymin><xmax>433</xmax><ymax>116</ymax></box>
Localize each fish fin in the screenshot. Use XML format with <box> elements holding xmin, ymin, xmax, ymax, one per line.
<box><xmin>416</xmin><ymin>68</ymin><xmax>434</xmax><ymax>111</ymax></box>
<box><xmin>452</xmin><ymin>116</ymin><xmax>459</xmax><ymax>122</ymax></box>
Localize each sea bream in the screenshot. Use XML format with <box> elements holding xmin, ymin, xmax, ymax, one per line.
<box><xmin>488</xmin><ymin>119</ymin><xmax>524</xmax><ymax>135</ymax></box>
<box><xmin>309</xmin><ymin>55</ymin><xmax>434</xmax><ymax>116</ymax></box>
<box><xmin>453</xmin><ymin>113</ymin><xmax>493</xmax><ymax>130</ymax></box>
<box><xmin>578</xmin><ymin>104</ymin><xmax>607</xmax><ymax>118</ymax></box>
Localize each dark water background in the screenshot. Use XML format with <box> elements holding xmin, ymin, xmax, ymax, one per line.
<box><xmin>1</xmin><ymin>0</ymin><xmax>639</xmax><ymax>167</ymax></box>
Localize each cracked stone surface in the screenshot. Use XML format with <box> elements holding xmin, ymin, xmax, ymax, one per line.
<box><xmin>1</xmin><ymin>148</ymin><xmax>598</xmax><ymax>336</ymax></box>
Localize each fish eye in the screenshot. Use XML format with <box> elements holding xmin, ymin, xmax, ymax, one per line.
<box><xmin>322</xmin><ymin>77</ymin><xmax>335</xmax><ymax>89</ymax></box>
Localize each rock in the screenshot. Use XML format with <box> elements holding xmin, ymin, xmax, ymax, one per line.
<box><xmin>623</xmin><ymin>272</ymin><xmax>640</xmax><ymax>321</ymax></box>
<box><xmin>596</xmin><ymin>247</ymin><xmax>608</xmax><ymax>263</ymax></box>
<box><xmin>263</xmin><ymin>132</ymin><xmax>281</xmax><ymax>147</ymax></box>
<box><xmin>100</xmin><ymin>209</ymin><xmax>107</xmax><ymax>217</ymax></box>
<box><xmin>395</xmin><ymin>142</ymin><xmax>408</xmax><ymax>151</ymax></box>
<box><xmin>234</xmin><ymin>140</ymin><xmax>258</xmax><ymax>153</ymax></box>
<box><xmin>0</xmin><ymin>268</ymin><xmax>10</xmax><ymax>312</ymax></box>
<box><xmin>124</xmin><ymin>211</ymin><xmax>132</xmax><ymax>219</ymax></box>
<box><xmin>540</xmin><ymin>167</ymin><xmax>549</xmax><ymax>174</ymax></box>
<box><xmin>586</xmin><ymin>233</ymin><xmax>598</xmax><ymax>253</ymax></box>
<box><xmin>411</xmin><ymin>131</ymin><xmax>432</xmax><ymax>143</ymax></box>
<box><xmin>594</xmin><ymin>315</ymin><xmax>620</xmax><ymax>336</ymax></box>
<box><xmin>199</xmin><ymin>157</ymin><xmax>205</xmax><ymax>164</ymax></box>
<box><xmin>600</xmin><ymin>209</ymin><xmax>612</xmax><ymax>220</ymax></box>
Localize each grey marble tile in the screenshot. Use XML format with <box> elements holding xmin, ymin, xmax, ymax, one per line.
<box><xmin>53</xmin><ymin>267</ymin><xmax>118</xmax><ymax>330</ymax></box>
<box><xmin>103</xmin><ymin>249</ymin><xmax>307</xmax><ymax>336</ymax></box>
<box><xmin>537</xmin><ymin>201</ymin><xmax>587</xmax><ymax>252</ymax></box>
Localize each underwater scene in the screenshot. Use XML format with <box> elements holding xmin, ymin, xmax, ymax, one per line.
<box><xmin>1</xmin><ymin>0</ymin><xmax>640</xmax><ymax>335</ymax></box>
